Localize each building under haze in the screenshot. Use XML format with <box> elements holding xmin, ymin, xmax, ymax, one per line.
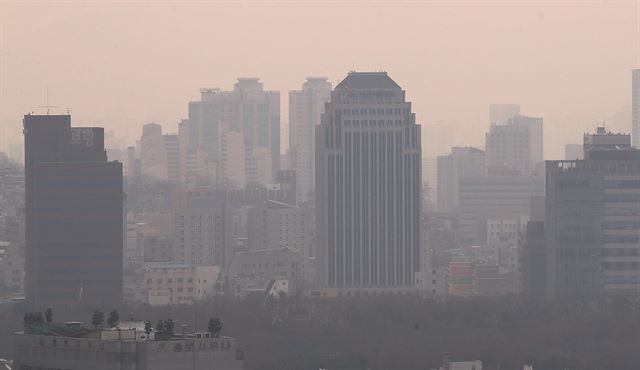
<box><xmin>139</xmin><ymin>122</ymin><xmax>180</xmax><ymax>183</ymax></box>
<box><xmin>14</xmin><ymin>321</ymin><xmax>243</xmax><ymax>370</ymax></box>
<box><xmin>564</xmin><ymin>143</ymin><xmax>583</xmax><ymax>160</ymax></box>
<box><xmin>316</xmin><ymin>72</ymin><xmax>421</xmax><ymax>294</ymax></box>
<box><xmin>436</xmin><ymin>147</ymin><xmax>485</xmax><ymax>213</ymax></box>
<box><xmin>289</xmin><ymin>77</ymin><xmax>332</xmax><ymax>204</ymax></box>
<box><xmin>185</xmin><ymin>78</ymin><xmax>281</xmax><ymax>186</ymax></box>
<box><xmin>170</xmin><ymin>190</ymin><xmax>233</xmax><ymax>269</ymax></box>
<box><xmin>485</xmin><ymin>114</ymin><xmax>543</xmax><ymax>176</ymax></box>
<box><xmin>24</xmin><ymin>114</ymin><xmax>123</xmax><ymax>308</ymax></box>
<box><xmin>457</xmin><ymin>171</ymin><xmax>543</xmax><ymax>245</ymax></box>
<box><xmin>632</xmin><ymin>69</ymin><xmax>639</xmax><ymax>148</ymax></box>
<box><xmin>545</xmin><ymin>140</ymin><xmax>640</xmax><ymax>298</ymax></box>
<box><xmin>489</xmin><ymin>104</ymin><xmax>520</xmax><ymax>125</ymax></box>
<box><xmin>583</xmin><ymin>125</ymin><xmax>631</xmax><ymax>153</ymax></box>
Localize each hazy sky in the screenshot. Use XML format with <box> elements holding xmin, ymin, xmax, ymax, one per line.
<box><xmin>1</xmin><ymin>1</ymin><xmax>639</xmax><ymax>158</ymax></box>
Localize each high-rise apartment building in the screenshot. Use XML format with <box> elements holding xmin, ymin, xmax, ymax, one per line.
<box><xmin>186</xmin><ymin>78</ymin><xmax>280</xmax><ymax>183</ymax></box>
<box><xmin>316</xmin><ymin>72</ymin><xmax>421</xmax><ymax>293</ymax></box>
<box><xmin>485</xmin><ymin>114</ymin><xmax>543</xmax><ymax>175</ymax></box>
<box><xmin>632</xmin><ymin>69</ymin><xmax>639</xmax><ymax>148</ymax></box>
<box><xmin>436</xmin><ymin>147</ymin><xmax>485</xmax><ymax>213</ymax></box>
<box><xmin>545</xmin><ymin>146</ymin><xmax>640</xmax><ymax>298</ymax></box>
<box><xmin>24</xmin><ymin>114</ymin><xmax>123</xmax><ymax>307</ymax></box>
<box><xmin>139</xmin><ymin>123</ymin><xmax>180</xmax><ymax>183</ymax></box>
<box><xmin>289</xmin><ymin>77</ymin><xmax>332</xmax><ymax>203</ymax></box>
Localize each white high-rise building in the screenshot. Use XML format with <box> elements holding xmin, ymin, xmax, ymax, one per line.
<box><xmin>220</xmin><ymin>130</ymin><xmax>246</xmax><ymax>189</ymax></box>
<box><xmin>139</xmin><ymin>123</ymin><xmax>180</xmax><ymax>182</ymax></box>
<box><xmin>186</xmin><ymin>78</ymin><xmax>281</xmax><ymax>183</ymax></box>
<box><xmin>316</xmin><ymin>72</ymin><xmax>421</xmax><ymax>293</ymax></box>
<box><xmin>632</xmin><ymin>69</ymin><xmax>639</xmax><ymax>148</ymax></box>
<box><xmin>485</xmin><ymin>115</ymin><xmax>543</xmax><ymax>175</ymax></box>
<box><xmin>289</xmin><ymin>77</ymin><xmax>332</xmax><ymax>203</ymax></box>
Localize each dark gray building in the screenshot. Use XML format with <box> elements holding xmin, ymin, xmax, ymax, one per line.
<box><xmin>545</xmin><ymin>149</ymin><xmax>640</xmax><ymax>298</ymax></box>
<box><xmin>316</xmin><ymin>72</ymin><xmax>421</xmax><ymax>294</ymax></box>
<box><xmin>24</xmin><ymin>114</ymin><xmax>123</xmax><ymax>308</ymax></box>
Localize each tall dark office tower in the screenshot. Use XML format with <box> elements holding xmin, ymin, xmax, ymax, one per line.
<box><xmin>316</xmin><ymin>72</ymin><xmax>421</xmax><ymax>294</ymax></box>
<box><xmin>24</xmin><ymin>114</ymin><xmax>123</xmax><ymax>308</ymax></box>
<box><xmin>545</xmin><ymin>134</ymin><xmax>640</xmax><ymax>298</ymax></box>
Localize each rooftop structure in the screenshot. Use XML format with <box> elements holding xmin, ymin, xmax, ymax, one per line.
<box><xmin>14</xmin><ymin>318</ymin><xmax>243</xmax><ymax>370</ymax></box>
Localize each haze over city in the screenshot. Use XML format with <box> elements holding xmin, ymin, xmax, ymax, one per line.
<box><xmin>1</xmin><ymin>1</ymin><xmax>640</xmax><ymax>370</ymax></box>
<box><xmin>1</xmin><ymin>1</ymin><xmax>639</xmax><ymax>157</ymax></box>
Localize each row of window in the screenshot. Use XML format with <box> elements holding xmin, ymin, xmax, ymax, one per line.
<box><xmin>146</xmin><ymin>277</ymin><xmax>194</xmax><ymax>284</ymax></box>
<box><xmin>341</xmin><ymin>108</ymin><xmax>406</xmax><ymax>116</ymax></box>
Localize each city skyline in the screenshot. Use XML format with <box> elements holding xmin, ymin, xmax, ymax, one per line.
<box><xmin>1</xmin><ymin>2</ymin><xmax>640</xmax><ymax>368</ymax></box>
<box><xmin>1</xmin><ymin>2</ymin><xmax>639</xmax><ymax>159</ymax></box>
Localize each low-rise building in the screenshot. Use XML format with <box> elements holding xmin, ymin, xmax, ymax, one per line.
<box><xmin>228</xmin><ymin>247</ymin><xmax>302</xmax><ymax>297</ymax></box>
<box><xmin>139</xmin><ymin>264</ymin><xmax>220</xmax><ymax>306</ymax></box>
<box><xmin>14</xmin><ymin>321</ymin><xmax>243</xmax><ymax>370</ymax></box>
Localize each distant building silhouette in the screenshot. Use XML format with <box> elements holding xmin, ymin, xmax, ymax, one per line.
<box><xmin>316</xmin><ymin>72</ymin><xmax>421</xmax><ymax>294</ymax></box>
<box><xmin>139</xmin><ymin>123</ymin><xmax>180</xmax><ymax>182</ymax></box>
<box><xmin>457</xmin><ymin>171</ymin><xmax>543</xmax><ymax>245</ymax></box>
<box><xmin>24</xmin><ymin>114</ymin><xmax>123</xmax><ymax>307</ymax></box>
<box><xmin>485</xmin><ymin>114</ymin><xmax>543</xmax><ymax>176</ymax></box>
<box><xmin>289</xmin><ymin>77</ymin><xmax>332</xmax><ymax>204</ymax></box>
<box><xmin>489</xmin><ymin>104</ymin><xmax>520</xmax><ymax>125</ymax></box>
<box><xmin>545</xmin><ymin>129</ymin><xmax>640</xmax><ymax>298</ymax></box>
<box><xmin>185</xmin><ymin>78</ymin><xmax>280</xmax><ymax>185</ymax></box>
<box><xmin>564</xmin><ymin>143</ymin><xmax>583</xmax><ymax>160</ymax></box>
<box><xmin>436</xmin><ymin>147</ymin><xmax>485</xmax><ymax>213</ymax></box>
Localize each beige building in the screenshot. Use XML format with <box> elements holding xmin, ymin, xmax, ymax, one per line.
<box><xmin>220</xmin><ymin>130</ymin><xmax>246</xmax><ymax>189</ymax></box>
<box><xmin>142</xmin><ymin>264</ymin><xmax>220</xmax><ymax>306</ymax></box>
<box><xmin>139</xmin><ymin>123</ymin><xmax>180</xmax><ymax>183</ymax></box>
<box><xmin>248</xmin><ymin>200</ymin><xmax>310</xmax><ymax>252</ymax></box>
<box><xmin>289</xmin><ymin>77</ymin><xmax>332</xmax><ymax>203</ymax></box>
<box><xmin>246</xmin><ymin>146</ymin><xmax>272</xmax><ymax>187</ymax></box>
<box><xmin>171</xmin><ymin>190</ymin><xmax>233</xmax><ymax>268</ymax></box>
<box><xmin>228</xmin><ymin>247</ymin><xmax>302</xmax><ymax>296</ymax></box>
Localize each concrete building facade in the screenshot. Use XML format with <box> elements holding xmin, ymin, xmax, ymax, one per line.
<box><xmin>545</xmin><ymin>150</ymin><xmax>640</xmax><ymax>298</ymax></box>
<box><xmin>171</xmin><ymin>190</ymin><xmax>233</xmax><ymax>269</ymax></box>
<box><xmin>13</xmin><ymin>330</ymin><xmax>243</xmax><ymax>370</ymax></box>
<box><xmin>186</xmin><ymin>78</ymin><xmax>281</xmax><ymax>183</ymax></box>
<box><xmin>316</xmin><ymin>72</ymin><xmax>421</xmax><ymax>293</ymax></box>
<box><xmin>436</xmin><ymin>147</ymin><xmax>485</xmax><ymax>213</ymax></box>
<box><xmin>289</xmin><ymin>77</ymin><xmax>332</xmax><ymax>203</ymax></box>
<box><xmin>24</xmin><ymin>114</ymin><xmax>123</xmax><ymax>308</ymax></box>
<box><xmin>485</xmin><ymin>115</ymin><xmax>543</xmax><ymax>175</ymax></box>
